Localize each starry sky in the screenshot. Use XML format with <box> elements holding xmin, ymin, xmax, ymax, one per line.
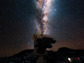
<box><xmin>0</xmin><ymin>0</ymin><xmax>84</xmax><ymax>57</ymax></box>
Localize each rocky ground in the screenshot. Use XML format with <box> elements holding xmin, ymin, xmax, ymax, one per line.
<box><xmin>0</xmin><ymin>47</ymin><xmax>84</xmax><ymax>63</ymax></box>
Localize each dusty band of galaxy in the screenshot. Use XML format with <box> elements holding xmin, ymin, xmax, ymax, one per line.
<box><xmin>35</xmin><ymin>0</ymin><xmax>54</xmax><ymax>35</ymax></box>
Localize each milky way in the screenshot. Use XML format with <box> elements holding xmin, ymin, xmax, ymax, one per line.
<box><xmin>35</xmin><ymin>0</ymin><xmax>54</xmax><ymax>35</ymax></box>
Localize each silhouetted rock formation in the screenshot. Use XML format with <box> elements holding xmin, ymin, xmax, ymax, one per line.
<box><xmin>32</xmin><ymin>34</ymin><xmax>56</xmax><ymax>63</ymax></box>
<box><xmin>35</xmin><ymin>37</ymin><xmax>56</xmax><ymax>54</ymax></box>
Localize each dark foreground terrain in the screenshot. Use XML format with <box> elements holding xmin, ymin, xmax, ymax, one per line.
<box><xmin>0</xmin><ymin>47</ymin><xmax>84</xmax><ymax>63</ymax></box>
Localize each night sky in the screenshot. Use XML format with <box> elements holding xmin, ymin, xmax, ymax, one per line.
<box><xmin>0</xmin><ymin>0</ymin><xmax>84</xmax><ymax>57</ymax></box>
